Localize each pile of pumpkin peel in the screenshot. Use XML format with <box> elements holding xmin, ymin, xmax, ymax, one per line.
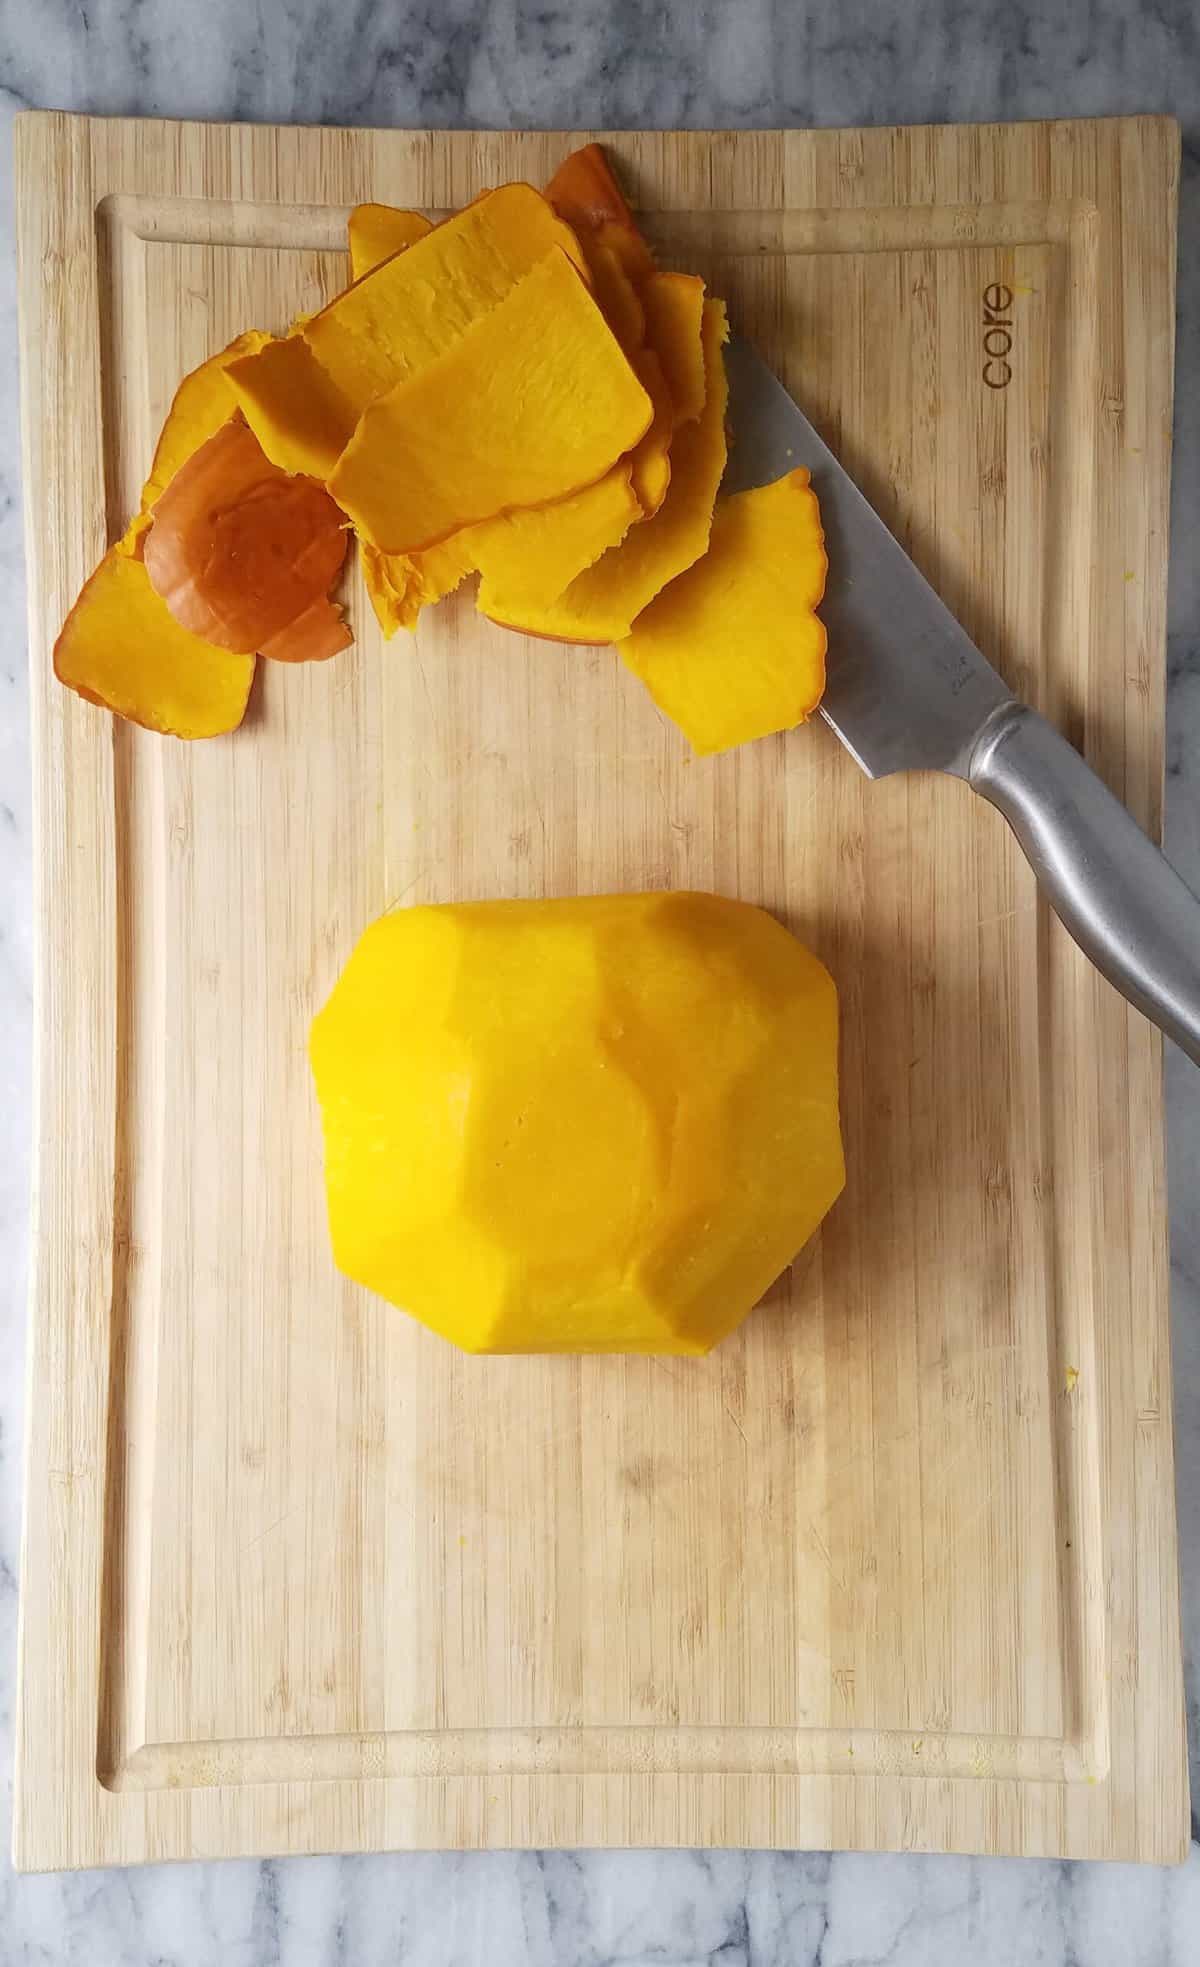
<box><xmin>55</xmin><ymin>145</ymin><xmax>829</xmax><ymax>754</ymax></box>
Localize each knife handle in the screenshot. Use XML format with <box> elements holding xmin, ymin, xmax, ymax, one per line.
<box><xmin>967</xmin><ymin>702</ymin><xmax>1200</xmax><ymax>1066</ymax></box>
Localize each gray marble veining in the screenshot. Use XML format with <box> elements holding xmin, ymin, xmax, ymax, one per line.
<box><xmin>2</xmin><ymin>2</ymin><xmax>1200</xmax><ymax>1960</ymax></box>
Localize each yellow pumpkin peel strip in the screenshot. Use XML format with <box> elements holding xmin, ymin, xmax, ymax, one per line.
<box><xmin>620</xmin><ymin>468</ymin><xmax>828</xmax><ymax>754</ymax></box>
<box><xmin>54</xmin><ymin>331</ymin><xmax>272</xmax><ymax>736</ymax></box>
<box><xmin>347</xmin><ymin>203</ymin><xmax>433</xmax><ymax>280</ymax></box>
<box><xmin>226</xmin><ymin>183</ymin><xmax>590</xmax><ymax>460</ymax></box>
<box><xmin>479</xmin><ymin>297</ymin><xmax>729</xmax><ymax>644</ymax></box>
<box><xmin>329</xmin><ymin>248</ymin><xmax>653</xmax><ymax>556</ymax></box>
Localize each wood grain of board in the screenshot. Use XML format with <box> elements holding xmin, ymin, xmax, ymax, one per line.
<box><xmin>14</xmin><ymin>112</ymin><xmax>1186</xmax><ymax>1869</ymax></box>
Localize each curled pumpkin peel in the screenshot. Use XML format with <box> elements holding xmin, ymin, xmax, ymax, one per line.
<box><xmin>481</xmin><ymin>298</ymin><xmax>729</xmax><ymax>645</ymax></box>
<box><xmin>225</xmin><ymin>335</ymin><xmax>359</xmax><ymax>481</ymax></box>
<box><xmin>55</xmin><ymin>143</ymin><xmax>830</xmax><ymax>759</ymax></box>
<box><xmin>227</xmin><ymin>182</ymin><xmax>588</xmax><ymax>459</ymax></box>
<box><xmin>260</xmin><ymin>595</ymin><xmax>354</xmax><ymax>665</ymax></box>
<box><xmin>328</xmin><ymin>249</ymin><xmax>652</xmax><ymax>556</ymax></box>
<box><xmin>360</xmin><ymin>533</ymin><xmax>477</xmax><ymax>638</ymax></box>
<box><xmin>347</xmin><ymin>203</ymin><xmax>433</xmax><ymax>281</ymax></box>
<box><xmin>53</xmin><ymin>331</ymin><xmax>272</xmax><ymax>737</ymax></box>
<box><xmin>545</xmin><ymin>142</ymin><xmax>655</xmax><ymax>284</ymax></box>
<box><xmin>627</xmin><ymin>348</ymin><xmax>674</xmax><ymax>517</ymax></box>
<box><xmin>642</xmin><ymin>273</ymin><xmax>707</xmax><ymax>426</ymax></box>
<box><xmin>621</xmin><ymin>469</ymin><xmax>828</xmax><ymax>753</ymax></box>
<box><xmin>54</xmin><ymin>525</ymin><xmax>257</xmax><ymax>740</ymax></box>
<box><xmin>139</xmin><ymin>328</ymin><xmax>273</xmax><ymax>510</ymax></box>
<box><xmin>580</xmin><ymin>240</ymin><xmax>645</xmax><ymax>353</ymax></box>
<box><xmin>143</xmin><ymin>418</ymin><xmax>350</xmax><ymax>658</ymax></box>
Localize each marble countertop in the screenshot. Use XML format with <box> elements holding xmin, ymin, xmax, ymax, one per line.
<box><xmin>2</xmin><ymin>2</ymin><xmax>1200</xmax><ymax>1960</ymax></box>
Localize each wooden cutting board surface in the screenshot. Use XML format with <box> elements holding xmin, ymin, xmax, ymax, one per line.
<box><xmin>14</xmin><ymin>112</ymin><xmax>1185</xmax><ymax>1869</ymax></box>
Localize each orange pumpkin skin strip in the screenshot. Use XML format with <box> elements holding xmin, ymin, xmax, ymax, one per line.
<box><xmin>347</xmin><ymin>203</ymin><xmax>433</xmax><ymax>280</ymax></box>
<box><xmin>360</xmin><ymin>534</ymin><xmax>478</xmax><ymax>638</ymax></box>
<box><xmin>480</xmin><ymin>298</ymin><xmax>728</xmax><ymax>645</ymax></box>
<box><xmin>579</xmin><ymin>240</ymin><xmax>645</xmax><ymax>352</ymax></box>
<box><xmin>329</xmin><ymin>249</ymin><xmax>652</xmax><ymax>556</ymax></box>
<box><xmin>641</xmin><ymin>273</ymin><xmax>707</xmax><ymax>426</ymax></box>
<box><xmin>627</xmin><ymin>348</ymin><xmax>674</xmax><ymax>516</ymax></box>
<box><xmin>143</xmin><ymin>419</ymin><xmax>349</xmax><ymax>655</ymax></box>
<box><xmin>364</xmin><ymin>470</ymin><xmax>644</xmax><ymax>637</ymax></box>
<box><xmin>621</xmin><ymin>469</ymin><xmax>828</xmax><ymax>754</ymax></box>
<box><xmin>225</xmin><ymin>335</ymin><xmax>360</xmax><ymax>481</ymax></box>
<box><xmin>225</xmin><ymin>183</ymin><xmax>588</xmax><ymax>457</ymax></box>
<box><xmin>55</xmin><ymin>525</ymin><xmax>256</xmax><ymax>739</ymax></box>
<box><xmin>545</xmin><ymin>142</ymin><xmax>655</xmax><ymax>284</ymax></box>
<box><xmin>53</xmin><ymin>330</ymin><xmax>272</xmax><ymax>736</ymax></box>
<box><xmin>138</xmin><ymin>328</ymin><xmax>273</xmax><ymax>509</ymax></box>
<box><xmin>465</xmin><ymin>467</ymin><xmax>642</xmax><ymax>619</ymax></box>
<box><xmin>259</xmin><ymin>595</ymin><xmax>353</xmax><ymax>664</ymax></box>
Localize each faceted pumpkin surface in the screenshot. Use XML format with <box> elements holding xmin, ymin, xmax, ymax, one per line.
<box><xmin>310</xmin><ymin>892</ymin><xmax>844</xmax><ymax>1355</ymax></box>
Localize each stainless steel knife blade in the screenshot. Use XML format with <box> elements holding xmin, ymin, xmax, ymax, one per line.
<box><xmin>722</xmin><ymin>334</ymin><xmax>1013</xmax><ymax>779</ymax></box>
<box><xmin>722</xmin><ymin>334</ymin><xmax>1200</xmax><ymax>1066</ymax></box>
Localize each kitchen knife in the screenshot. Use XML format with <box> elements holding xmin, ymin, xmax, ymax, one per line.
<box><xmin>724</xmin><ymin>335</ymin><xmax>1200</xmax><ymax>1067</ymax></box>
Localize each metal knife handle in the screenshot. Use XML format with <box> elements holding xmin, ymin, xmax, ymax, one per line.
<box><xmin>967</xmin><ymin>702</ymin><xmax>1200</xmax><ymax>1066</ymax></box>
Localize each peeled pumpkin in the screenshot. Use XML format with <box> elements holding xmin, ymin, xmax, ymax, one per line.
<box><xmin>622</xmin><ymin>470</ymin><xmax>828</xmax><ymax>752</ymax></box>
<box><xmin>310</xmin><ymin>891</ymin><xmax>844</xmax><ymax>1355</ymax></box>
<box><xmin>329</xmin><ymin>248</ymin><xmax>652</xmax><ymax>555</ymax></box>
<box><xmin>479</xmin><ymin>297</ymin><xmax>729</xmax><ymax>642</ymax></box>
<box><xmin>347</xmin><ymin>202</ymin><xmax>433</xmax><ymax>280</ymax></box>
<box><xmin>53</xmin><ymin>330</ymin><xmax>273</xmax><ymax>737</ymax></box>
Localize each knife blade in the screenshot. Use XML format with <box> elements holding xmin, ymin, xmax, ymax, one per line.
<box><xmin>723</xmin><ymin>334</ymin><xmax>1200</xmax><ymax>1065</ymax></box>
<box><xmin>723</xmin><ymin>335</ymin><xmax>1013</xmax><ymax>779</ymax></box>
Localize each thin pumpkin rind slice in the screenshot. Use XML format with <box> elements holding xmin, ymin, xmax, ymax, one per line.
<box><xmin>259</xmin><ymin>595</ymin><xmax>354</xmax><ymax>664</ymax></box>
<box><xmin>55</xmin><ymin>528</ymin><xmax>255</xmax><ymax>738</ymax></box>
<box><xmin>225</xmin><ymin>335</ymin><xmax>360</xmax><ymax>480</ymax></box>
<box><xmin>345</xmin><ymin>180</ymin><xmax>645</xmax><ymax>346</ymax></box>
<box><xmin>361</xmin><ymin>544</ymin><xmax>417</xmax><ymax>638</ymax></box>
<box><xmin>361</xmin><ymin>534</ymin><xmax>478</xmax><ymax>638</ymax></box>
<box><xmin>142</xmin><ymin>418</ymin><xmax>350</xmax><ymax>654</ymax></box>
<box><xmin>621</xmin><ymin>469</ymin><xmax>828</xmax><ymax>754</ymax></box>
<box><xmin>227</xmin><ymin>182</ymin><xmax>589</xmax><ymax>453</ymax></box>
<box><xmin>347</xmin><ymin>203</ymin><xmax>433</xmax><ymax>280</ymax></box>
<box><xmin>545</xmin><ymin>142</ymin><xmax>655</xmax><ymax>284</ymax></box>
<box><xmin>365</xmin><ymin>468</ymin><xmax>642</xmax><ymax>636</ymax></box>
<box><xmin>583</xmin><ymin>240</ymin><xmax>645</xmax><ymax>353</ymax></box>
<box><xmin>309</xmin><ymin>181</ymin><xmax>590</xmax><ymax>407</ymax></box>
<box><xmin>328</xmin><ymin>248</ymin><xmax>652</xmax><ymax>556</ymax></box>
<box><xmin>627</xmin><ymin>348</ymin><xmax>674</xmax><ymax>516</ymax></box>
<box><xmin>480</xmin><ymin>297</ymin><xmax>729</xmax><ymax>645</ymax></box>
<box><xmin>138</xmin><ymin>328</ymin><xmax>273</xmax><ymax>510</ymax></box>
<box><xmin>54</xmin><ymin>330</ymin><xmax>272</xmax><ymax>735</ymax></box>
<box><xmin>467</xmin><ymin>466</ymin><xmax>641</xmax><ymax>618</ymax></box>
<box><xmin>642</xmin><ymin>272</ymin><xmax>707</xmax><ymax>426</ymax></box>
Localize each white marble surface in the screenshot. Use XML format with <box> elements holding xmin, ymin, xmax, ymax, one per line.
<box><xmin>2</xmin><ymin>1</ymin><xmax>1200</xmax><ymax>1960</ymax></box>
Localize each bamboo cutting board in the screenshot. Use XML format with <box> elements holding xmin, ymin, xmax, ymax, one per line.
<box><xmin>15</xmin><ymin>112</ymin><xmax>1186</xmax><ymax>1869</ymax></box>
